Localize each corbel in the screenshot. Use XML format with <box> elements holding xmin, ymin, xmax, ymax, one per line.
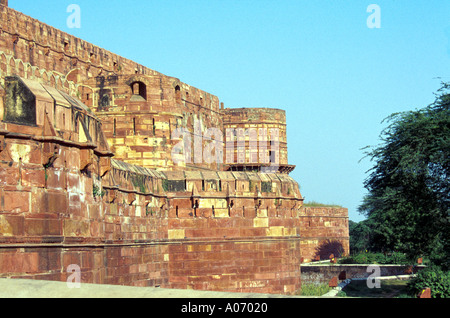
<box><xmin>79</xmin><ymin>147</ymin><xmax>94</xmax><ymax>172</ymax></box>
<box><xmin>254</xmin><ymin>186</ymin><xmax>262</xmax><ymax>209</ymax></box>
<box><xmin>191</xmin><ymin>183</ymin><xmax>200</xmax><ymax>209</ymax></box>
<box><xmin>42</xmin><ymin>141</ymin><xmax>60</xmax><ymax>168</ymax></box>
<box><xmin>0</xmin><ymin>134</ymin><xmax>5</xmax><ymax>152</ymax></box>
<box><xmin>99</xmin><ymin>156</ymin><xmax>111</xmax><ymax>178</ymax></box>
<box><xmin>107</xmin><ymin>189</ymin><xmax>116</xmax><ymax>203</ymax></box>
<box><xmin>127</xmin><ymin>192</ymin><xmax>136</xmax><ymax>205</ymax></box>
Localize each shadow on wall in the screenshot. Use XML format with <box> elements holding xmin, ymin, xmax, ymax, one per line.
<box><xmin>314</xmin><ymin>240</ymin><xmax>345</xmax><ymax>260</ymax></box>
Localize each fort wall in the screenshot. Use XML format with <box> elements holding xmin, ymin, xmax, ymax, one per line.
<box><xmin>0</xmin><ymin>76</ymin><xmax>302</xmax><ymax>294</ymax></box>
<box><xmin>299</xmin><ymin>207</ymin><xmax>350</xmax><ymax>262</ymax></box>
<box><xmin>0</xmin><ymin>5</ymin><xmax>222</xmax><ymax>171</ymax></box>
<box><xmin>0</xmin><ymin>2</ymin><xmax>349</xmax><ymax>295</ymax></box>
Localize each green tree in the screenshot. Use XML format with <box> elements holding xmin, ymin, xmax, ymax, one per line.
<box><xmin>348</xmin><ymin>219</ymin><xmax>372</xmax><ymax>254</ymax></box>
<box><xmin>359</xmin><ymin>83</ymin><xmax>450</xmax><ymax>267</ymax></box>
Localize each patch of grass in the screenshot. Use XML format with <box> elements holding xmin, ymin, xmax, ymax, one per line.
<box><xmin>296</xmin><ymin>283</ymin><xmax>332</xmax><ymax>296</ymax></box>
<box><xmin>339</xmin><ymin>279</ymin><xmax>411</xmax><ymax>298</ymax></box>
<box><xmin>303</xmin><ymin>201</ymin><xmax>343</xmax><ymax>208</ymax></box>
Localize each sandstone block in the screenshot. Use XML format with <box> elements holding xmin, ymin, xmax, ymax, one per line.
<box><xmin>253</xmin><ymin>217</ymin><xmax>268</xmax><ymax>228</ymax></box>
<box><xmin>25</xmin><ymin>218</ymin><xmax>61</xmax><ymax>236</ymax></box>
<box><xmin>168</xmin><ymin>229</ymin><xmax>185</xmax><ymax>240</ymax></box>
<box><xmin>4</xmin><ymin>190</ymin><xmax>29</xmax><ymax>213</ymax></box>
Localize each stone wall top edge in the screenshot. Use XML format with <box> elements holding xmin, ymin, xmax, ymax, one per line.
<box><xmin>223</xmin><ymin>107</ymin><xmax>286</xmax><ymax>113</ymax></box>
<box><xmin>0</xmin><ymin>5</ymin><xmax>219</xmax><ymax>99</ymax></box>
<box><xmin>0</xmin><ymin>6</ymin><xmax>152</xmax><ymax>71</ymax></box>
<box><xmin>301</xmin><ymin>206</ymin><xmax>348</xmax><ymax>211</ymax></box>
<box><xmin>222</xmin><ymin>107</ymin><xmax>287</xmax><ymax>125</ymax></box>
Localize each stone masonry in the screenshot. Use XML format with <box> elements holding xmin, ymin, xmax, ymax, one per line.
<box><xmin>0</xmin><ymin>3</ymin><xmax>349</xmax><ymax>294</ymax></box>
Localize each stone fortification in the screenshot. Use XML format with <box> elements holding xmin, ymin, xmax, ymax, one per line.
<box><xmin>0</xmin><ymin>3</ymin><xmax>348</xmax><ymax>294</ymax></box>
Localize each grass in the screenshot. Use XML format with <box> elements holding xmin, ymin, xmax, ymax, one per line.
<box><xmin>296</xmin><ymin>283</ymin><xmax>332</xmax><ymax>296</ymax></box>
<box><xmin>303</xmin><ymin>201</ymin><xmax>344</xmax><ymax>208</ymax></box>
<box><xmin>337</xmin><ymin>279</ymin><xmax>411</xmax><ymax>298</ymax></box>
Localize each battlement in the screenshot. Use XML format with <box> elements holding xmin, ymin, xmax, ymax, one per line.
<box><xmin>0</xmin><ymin>5</ymin><xmax>159</xmax><ymax>78</ymax></box>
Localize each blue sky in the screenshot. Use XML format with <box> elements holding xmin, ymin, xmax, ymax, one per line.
<box><xmin>9</xmin><ymin>0</ymin><xmax>450</xmax><ymax>222</ymax></box>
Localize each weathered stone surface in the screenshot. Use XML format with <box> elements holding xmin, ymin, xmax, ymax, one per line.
<box><xmin>299</xmin><ymin>206</ymin><xmax>350</xmax><ymax>262</ymax></box>
<box><xmin>0</xmin><ymin>4</ymin><xmax>349</xmax><ymax>295</ymax></box>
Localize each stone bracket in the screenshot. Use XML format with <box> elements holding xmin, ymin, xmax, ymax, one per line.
<box><xmin>99</xmin><ymin>156</ymin><xmax>111</xmax><ymax>177</ymax></box>
<box><xmin>80</xmin><ymin>148</ymin><xmax>94</xmax><ymax>172</ymax></box>
<box><xmin>42</xmin><ymin>141</ymin><xmax>60</xmax><ymax>167</ymax></box>
<box><xmin>0</xmin><ymin>134</ymin><xmax>5</xmax><ymax>152</ymax></box>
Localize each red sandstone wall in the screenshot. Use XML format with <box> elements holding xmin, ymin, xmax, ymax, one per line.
<box><xmin>0</xmin><ymin>136</ymin><xmax>302</xmax><ymax>293</ymax></box>
<box><xmin>0</xmin><ymin>5</ymin><xmax>224</xmax><ymax>172</ymax></box>
<box><xmin>0</xmin><ymin>245</ymin><xmax>170</xmax><ymax>287</ymax></box>
<box><xmin>0</xmin><ymin>101</ymin><xmax>302</xmax><ymax>293</ymax></box>
<box><xmin>168</xmin><ymin>240</ymin><xmax>300</xmax><ymax>294</ymax></box>
<box><xmin>81</xmin><ymin>74</ymin><xmax>223</xmax><ymax>171</ymax></box>
<box><xmin>299</xmin><ymin>206</ymin><xmax>350</xmax><ymax>262</ymax></box>
<box><xmin>0</xmin><ymin>4</ymin><xmax>349</xmax><ymax>295</ymax></box>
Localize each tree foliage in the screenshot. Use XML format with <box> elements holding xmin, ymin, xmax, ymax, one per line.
<box><xmin>348</xmin><ymin>219</ymin><xmax>372</xmax><ymax>254</ymax></box>
<box><xmin>359</xmin><ymin>83</ymin><xmax>450</xmax><ymax>266</ymax></box>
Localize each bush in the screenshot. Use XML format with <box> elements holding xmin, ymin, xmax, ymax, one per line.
<box><xmin>383</xmin><ymin>252</ymin><xmax>411</xmax><ymax>265</ymax></box>
<box><xmin>338</xmin><ymin>251</ymin><xmax>412</xmax><ymax>265</ymax></box>
<box><xmin>338</xmin><ymin>252</ymin><xmax>383</xmax><ymax>264</ymax></box>
<box><xmin>352</xmin><ymin>252</ymin><xmax>380</xmax><ymax>264</ymax></box>
<box><xmin>407</xmin><ymin>266</ymin><xmax>450</xmax><ymax>298</ymax></box>
<box><xmin>428</xmin><ymin>248</ymin><xmax>450</xmax><ymax>271</ymax></box>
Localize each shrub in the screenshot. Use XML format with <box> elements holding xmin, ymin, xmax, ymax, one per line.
<box><xmin>428</xmin><ymin>248</ymin><xmax>450</xmax><ymax>271</ymax></box>
<box><xmin>352</xmin><ymin>252</ymin><xmax>376</xmax><ymax>264</ymax></box>
<box><xmin>407</xmin><ymin>266</ymin><xmax>450</xmax><ymax>298</ymax></box>
<box><xmin>338</xmin><ymin>251</ymin><xmax>412</xmax><ymax>265</ymax></box>
<box><xmin>383</xmin><ymin>252</ymin><xmax>411</xmax><ymax>265</ymax></box>
<box><xmin>338</xmin><ymin>252</ymin><xmax>383</xmax><ymax>264</ymax></box>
